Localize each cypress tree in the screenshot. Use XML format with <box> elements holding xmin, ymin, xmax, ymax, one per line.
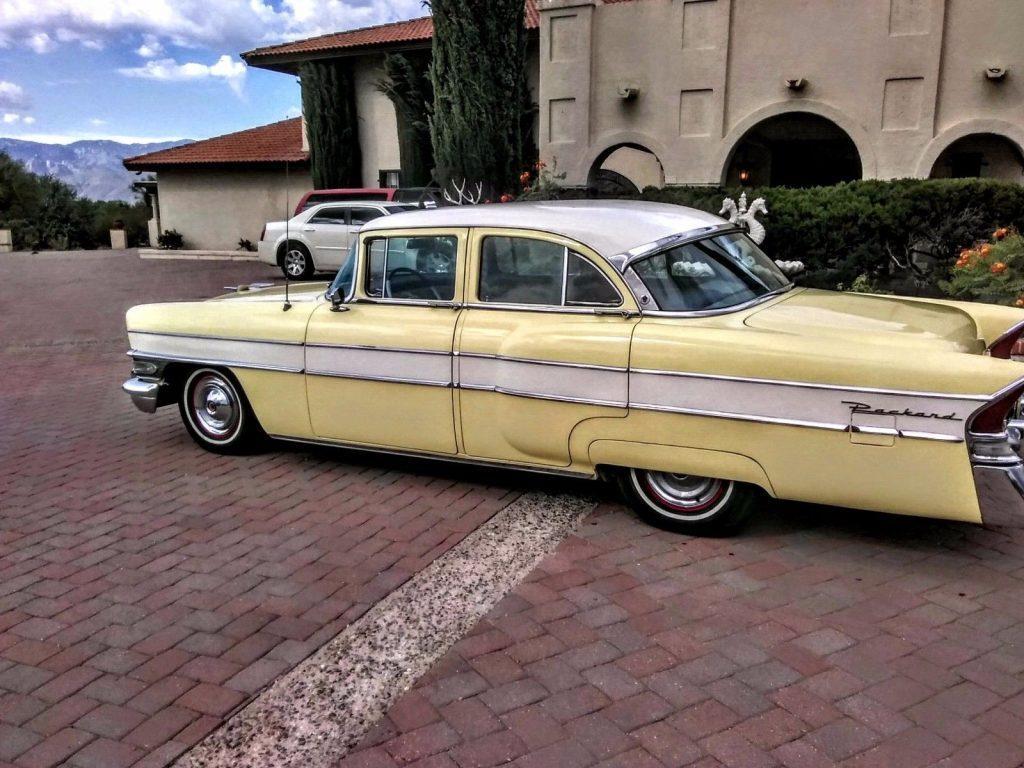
<box><xmin>428</xmin><ymin>0</ymin><xmax>529</xmax><ymax>198</ymax></box>
<box><xmin>300</xmin><ymin>59</ymin><xmax>362</xmax><ymax>189</ymax></box>
<box><xmin>378</xmin><ymin>53</ymin><xmax>435</xmax><ymax>187</ymax></box>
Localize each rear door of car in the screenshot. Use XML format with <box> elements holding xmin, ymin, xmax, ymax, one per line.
<box><xmin>346</xmin><ymin>206</ymin><xmax>388</xmax><ymax>252</ymax></box>
<box><xmin>455</xmin><ymin>228</ymin><xmax>639</xmax><ymax>467</ymax></box>
<box><xmin>303</xmin><ymin>206</ymin><xmax>350</xmax><ymax>269</ymax></box>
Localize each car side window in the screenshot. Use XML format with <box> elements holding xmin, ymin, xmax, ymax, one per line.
<box><xmin>309</xmin><ymin>207</ymin><xmax>347</xmax><ymax>225</ymax></box>
<box><xmin>479</xmin><ymin>236</ymin><xmax>622</xmax><ymax>307</ymax></box>
<box><xmin>364</xmin><ymin>235</ymin><xmax>458</xmax><ymax>302</ymax></box>
<box><xmin>349</xmin><ymin>207</ymin><xmax>385</xmax><ymax>226</ymax></box>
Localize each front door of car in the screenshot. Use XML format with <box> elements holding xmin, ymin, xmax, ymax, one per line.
<box><xmin>457</xmin><ymin>229</ymin><xmax>639</xmax><ymax>467</ymax></box>
<box><xmin>304</xmin><ymin>228</ymin><xmax>465</xmax><ymax>454</ymax></box>
<box><xmin>304</xmin><ymin>206</ymin><xmax>350</xmax><ymax>270</ymax></box>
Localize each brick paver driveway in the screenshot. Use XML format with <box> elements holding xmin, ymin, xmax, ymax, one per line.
<box><xmin>0</xmin><ymin>251</ymin><xmax>527</xmax><ymax>767</ymax></box>
<box><xmin>343</xmin><ymin>507</ymin><xmax>1024</xmax><ymax>767</ymax></box>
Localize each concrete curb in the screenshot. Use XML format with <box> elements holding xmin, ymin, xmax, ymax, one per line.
<box><xmin>139</xmin><ymin>248</ymin><xmax>260</xmax><ymax>262</ymax></box>
<box><xmin>176</xmin><ymin>491</ymin><xmax>595</xmax><ymax>768</ymax></box>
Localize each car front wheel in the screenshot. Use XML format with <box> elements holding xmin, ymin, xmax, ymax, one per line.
<box><xmin>281</xmin><ymin>243</ymin><xmax>314</xmax><ymax>279</ymax></box>
<box><xmin>617</xmin><ymin>468</ymin><xmax>757</xmax><ymax>536</ymax></box>
<box><xmin>179</xmin><ymin>368</ymin><xmax>265</xmax><ymax>454</ymax></box>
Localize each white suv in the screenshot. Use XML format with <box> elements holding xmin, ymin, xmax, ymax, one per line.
<box><xmin>258</xmin><ymin>201</ymin><xmax>419</xmax><ymax>279</ymax></box>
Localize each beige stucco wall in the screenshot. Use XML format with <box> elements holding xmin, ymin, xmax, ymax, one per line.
<box><xmin>537</xmin><ymin>0</ymin><xmax>1024</xmax><ymax>187</ymax></box>
<box><xmin>153</xmin><ymin>167</ymin><xmax>312</xmax><ymax>251</ymax></box>
<box><xmin>353</xmin><ymin>55</ymin><xmax>402</xmax><ymax>187</ymax></box>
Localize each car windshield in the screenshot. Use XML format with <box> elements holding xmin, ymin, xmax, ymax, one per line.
<box><xmin>631</xmin><ymin>232</ymin><xmax>791</xmax><ymax>312</ymax></box>
<box><xmin>327</xmin><ymin>242</ymin><xmax>357</xmax><ymax>300</ymax></box>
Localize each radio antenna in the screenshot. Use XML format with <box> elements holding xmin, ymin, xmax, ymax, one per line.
<box><xmin>282</xmin><ymin>159</ymin><xmax>293</xmax><ymax>312</ymax></box>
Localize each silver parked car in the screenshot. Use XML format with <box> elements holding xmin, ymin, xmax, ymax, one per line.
<box><xmin>257</xmin><ymin>201</ymin><xmax>419</xmax><ymax>279</ymax></box>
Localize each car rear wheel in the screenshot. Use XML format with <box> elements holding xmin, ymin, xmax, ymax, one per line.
<box><xmin>179</xmin><ymin>368</ymin><xmax>265</xmax><ymax>454</ymax></box>
<box><xmin>281</xmin><ymin>243</ymin><xmax>314</xmax><ymax>279</ymax></box>
<box><xmin>616</xmin><ymin>468</ymin><xmax>757</xmax><ymax>536</ymax></box>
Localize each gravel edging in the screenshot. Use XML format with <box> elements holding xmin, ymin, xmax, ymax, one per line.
<box><xmin>176</xmin><ymin>491</ymin><xmax>594</xmax><ymax>768</ymax></box>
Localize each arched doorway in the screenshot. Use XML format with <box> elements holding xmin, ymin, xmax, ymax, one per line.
<box><xmin>723</xmin><ymin>112</ymin><xmax>862</xmax><ymax>187</ymax></box>
<box><xmin>928</xmin><ymin>133</ymin><xmax>1024</xmax><ymax>181</ymax></box>
<box><xmin>588</xmin><ymin>144</ymin><xmax>665</xmax><ymax>195</ymax></box>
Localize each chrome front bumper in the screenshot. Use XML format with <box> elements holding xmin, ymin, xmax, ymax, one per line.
<box><xmin>123</xmin><ymin>376</ymin><xmax>163</xmax><ymax>414</ymax></box>
<box><xmin>971</xmin><ymin>430</ymin><xmax>1024</xmax><ymax>526</ymax></box>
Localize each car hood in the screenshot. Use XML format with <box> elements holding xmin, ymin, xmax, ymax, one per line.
<box><xmin>210</xmin><ymin>282</ymin><xmax>329</xmax><ymax>303</ymax></box>
<box><xmin>744</xmin><ymin>288</ymin><xmax>986</xmax><ymax>353</ymax></box>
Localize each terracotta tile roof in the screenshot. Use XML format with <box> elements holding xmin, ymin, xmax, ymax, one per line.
<box><xmin>123</xmin><ymin>118</ymin><xmax>307</xmax><ymax>170</ymax></box>
<box><xmin>243</xmin><ymin>0</ymin><xmax>540</xmax><ymax>64</ymax></box>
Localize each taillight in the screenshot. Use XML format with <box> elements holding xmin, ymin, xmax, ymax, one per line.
<box><xmin>988</xmin><ymin>322</ymin><xmax>1024</xmax><ymax>359</ymax></box>
<box><xmin>970</xmin><ymin>381</ymin><xmax>1024</xmax><ymax>435</ymax></box>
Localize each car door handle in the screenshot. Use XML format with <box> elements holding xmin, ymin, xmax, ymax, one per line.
<box><xmin>427</xmin><ymin>301</ymin><xmax>461</xmax><ymax>310</ymax></box>
<box><xmin>593</xmin><ymin>308</ymin><xmax>639</xmax><ymax>318</ymax></box>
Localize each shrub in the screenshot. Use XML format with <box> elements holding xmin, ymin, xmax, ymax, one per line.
<box><xmin>941</xmin><ymin>228</ymin><xmax>1024</xmax><ymax>306</ymax></box>
<box><xmin>529</xmin><ymin>179</ymin><xmax>1024</xmax><ymax>295</ymax></box>
<box><xmin>237</xmin><ymin>238</ymin><xmax>256</xmax><ymax>252</ymax></box>
<box><xmin>157</xmin><ymin>229</ymin><xmax>184</xmax><ymax>249</ymax></box>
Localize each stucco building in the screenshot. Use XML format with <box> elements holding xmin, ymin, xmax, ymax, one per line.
<box><xmin>128</xmin><ymin>0</ymin><xmax>1024</xmax><ymax>249</ymax></box>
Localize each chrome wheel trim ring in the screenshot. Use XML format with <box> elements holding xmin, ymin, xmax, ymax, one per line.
<box><xmin>630</xmin><ymin>469</ymin><xmax>733</xmax><ymax>522</ymax></box>
<box><xmin>284</xmin><ymin>249</ymin><xmax>307</xmax><ymax>277</ymax></box>
<box><xmin>184</xmin><ymin>369</ymin><xmax>243</xmax><ymax>444</ymax></box>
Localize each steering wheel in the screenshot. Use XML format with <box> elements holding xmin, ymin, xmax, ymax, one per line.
<box><xmin>385</xmin><ymin>267</ymin><xmax>441</xmax><ymax>300</ymax></box>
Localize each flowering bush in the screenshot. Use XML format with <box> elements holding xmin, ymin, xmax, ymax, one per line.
<box><xmin>518</xmin><ymin>160</ymin><xmax>567</xmax><ymax>199</ymax></box>
<box><xmin>941</xmin><ymin>228</ymin><xmax>1024</xmax><ymax>306</ymax></box>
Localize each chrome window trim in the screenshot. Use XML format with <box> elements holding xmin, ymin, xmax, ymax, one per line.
<box><xmin>127</xmin><ymin>350</ymin><xmax>303</xmax><ymax>374</ymax></box>
<box><xmin>618</xmin><ymin>224</ymin><xmax>743</xmax><ymax>271</ymax></box>
<box><xmin>463</xmin><ymin>302</ymin><xmax>624</xmax><ymax>316</ymax></box>
<box><xmin>362</xmin><ymin>233</ymin><xmax>460</xmax><ymax>305</ymax></box>
<box><xmin>477</xmin><ymin>236</ymin><xmax>625</xmax><ymax>310</ymax></box>
<box><xmin>128</xmin><ymin>330</ymin><xmax>305</xmax><ymax>346</ymax></box>
<box><xmin>629</xmin><ymin>367</ymin><xmax>992</xmax><ymax>401</ymax></box>
<box><xmin>637</xmin><ymin>284</ymin><xmax>795</xmax><ymax>319</ymax></box>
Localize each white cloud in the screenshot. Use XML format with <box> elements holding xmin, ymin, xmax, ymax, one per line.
<box><xmin>0</xmin><ymin>80</ymin><xmax>29</xmax><ymax>111</ymax></box>
<box><xmin>28</xmin><ymin>32</ymin><xmax>55</xmax><ymax>53</ymax></box>
<box><xmin>0</xmin><ymin>0</ymin><xmax>426</xmax><ymax>55</ymax></box>
<box><xmin>136</xmin><ymin>35</ymin><xmax>163</xmax><ymax>58</ymax></box>
<box><xmin>2</xmin><ymin>113</ymin><xmax>34</xmax><ymax>124</ymax></box>
<box><xmin>119</xmin><ymin>54</ymin><xmax>247</xmax><ymax>96</ymax></box>
<box><xmin>89</xmin><ymin>118</ymin><xmax>107</xmax><ymax>126</ymax></box>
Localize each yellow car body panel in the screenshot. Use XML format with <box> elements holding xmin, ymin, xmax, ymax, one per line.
<box><xmin>122</xmin><ymin>202</ymin><xmax>1024</xmax><ymax>528</ymax></box>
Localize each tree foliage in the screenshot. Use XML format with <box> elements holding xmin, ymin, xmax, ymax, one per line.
<box><xmin>428</xmin><ymin>0</ymin><xmax>530</xmax><ymax>197</ymax></box>
<box><xmin>0</xmin><ymin>151</ymin><xmax>150</xmax><ymax>250</ymax></box>
<box><xmin>301</xmin><ymin>59</ymin><xmax>362</xmax><ymax>189</ymax></box>
<box><xmin>378</xmin><ymin>53</ymin><xmax>435</xmax><ymax>187</ymax></box>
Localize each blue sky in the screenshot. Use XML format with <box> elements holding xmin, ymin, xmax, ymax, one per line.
<box><xmin>0</xmin><ymin>0</ymin><xmax>425</xmax><ymax>144</ymax></box>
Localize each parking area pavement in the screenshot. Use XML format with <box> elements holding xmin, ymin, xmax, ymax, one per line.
<box><xmin>0</xmin><ymin>251</ymin><xmax>541</xmax><ymax>767</ymax></box>
<box><xmin>341</xmin><ymin>503</ymin><xmax>1024</xmax><ymax>768</ymax></box>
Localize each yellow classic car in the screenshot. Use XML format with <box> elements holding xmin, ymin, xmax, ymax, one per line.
<box><xmin>123</xmin><ymin>201</ymin><xmax>1024</xmax><ymax>534</ymax></box>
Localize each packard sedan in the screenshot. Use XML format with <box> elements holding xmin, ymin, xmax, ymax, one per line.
<box><xmin>124</xmin><ymin>201</ymin><xmax>1024</xmax><ymax>534</ymax></box>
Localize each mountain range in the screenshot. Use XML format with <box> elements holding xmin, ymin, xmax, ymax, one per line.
<box><xmin>0</xmin><ymin>137</ymin><xmax>193</xmax><ymax>202</ymax></box>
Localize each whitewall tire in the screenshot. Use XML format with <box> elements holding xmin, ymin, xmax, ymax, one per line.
<box><xmin>179</xmin><ymin>368</ymin><xmax>265</xmax><ymax>454</ymax></box>
<box><xmin>617</xmin><ymin>468</ymin><xmax>757</xmax><ymax>536</ymax></box>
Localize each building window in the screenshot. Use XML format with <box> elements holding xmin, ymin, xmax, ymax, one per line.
<box><xmin>379</xmin><ymin>169</ymin><xmax>401</xmax><ymax>188</ymax></box>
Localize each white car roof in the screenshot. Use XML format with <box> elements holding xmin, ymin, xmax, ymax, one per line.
<box><xmin>307</xmin><ymin>200</ymin><xmax>410</xmax><ymax>211</ymax></box>
<box><xmin>360</xmin><ymin>199</ymin><xmax>727</xmax><ymax>258</ymax></box>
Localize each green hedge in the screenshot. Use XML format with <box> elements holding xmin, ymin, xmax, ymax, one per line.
<box><xmin>535</xmin><ymin>179</ymin><xmax>1024</xmax><ymax>294</ymax></box>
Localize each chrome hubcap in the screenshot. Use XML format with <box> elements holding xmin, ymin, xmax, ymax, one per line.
<box><xmin>638</xmin><ymin>471</ymin><xmax>730</xmax><ymax>519</ymax></box>
<box><xmin>284</xmin><ymin>249</ymin><xmax>306</xmax><ymax>277</ymax></box>
<box><xmin>190</xmin><ymin>375</ymin><xmax>239</xmax><ymax>438</ymax></box>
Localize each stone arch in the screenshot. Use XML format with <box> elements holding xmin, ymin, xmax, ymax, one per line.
<box><xmin>715</xmin><ymin>100</ymin><xmax>878</xmax><ymax>185</ymax></box>
<box><xmin>575</xmin><ymin>132</ymin><xmax>669</xmax><ymax>194</ymax></box>
<box><xmin>917</xmin><ymin>120</ymin><xmax>1024</xmax><ymax>181</ymax></box>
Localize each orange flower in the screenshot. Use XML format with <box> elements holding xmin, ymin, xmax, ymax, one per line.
<box><xmin>535</xmin><ymin>160</ymin><xmax>547</xmax><ymax>170</ymax></box>
<box><xmin>519</xmin><ymin>171</ymin><xmax>531</xmax><ymax>185</ymax></box>
<box><xmin>979</xmin><ymin>243</ymin><xmax>993</xmax><ymax>257</ymax></box>
<box><xmin>499</xmin><ymin>193</ymin><xmax>514</xmax><ymax>203</ymax></box>
<box><xmin>960</xmin><ymin>248</ymin><xmax>973</xmax><ymax>259</ymax></box>
<box><xmin>1016</xmin><ymin>297</ymin><xmax>1024</xmax><ymax>307</ymax></box>
<box><xmin>995</xmin><ymin>228</ymin><xmax>1010</xmax><ymax>241</ymax></box>
<box><xmin>991</xmin><ymin>262</ymin><xmax>1008</xmax><ymax>274</ymax></box>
